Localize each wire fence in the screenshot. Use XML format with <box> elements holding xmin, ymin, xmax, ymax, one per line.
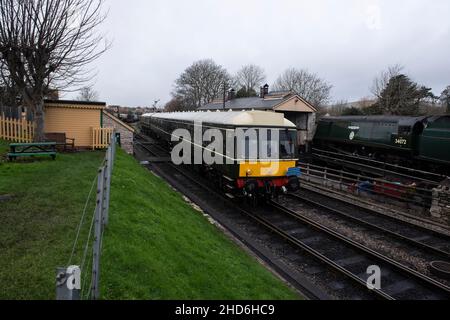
<box><xmin>56</xmin><ymin>134</ymin><xmax>116</xmax><ymax>300</ymax></box>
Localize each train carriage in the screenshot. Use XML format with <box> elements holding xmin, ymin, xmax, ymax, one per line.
<box><xmin>141</xmin><ymin>111</ymin><xmax>301</xmax><ymax>201</ymax></box>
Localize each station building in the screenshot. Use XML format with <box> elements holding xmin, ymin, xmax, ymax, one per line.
<box><xmin>44</xmin><ymin>100</ymin><xmax>135</xmax><ymax>153</ymax></box>
<box><xmin>198</xmin><ymin>85</ymin><xmax>317</xmax><ymax>152</ymax></box>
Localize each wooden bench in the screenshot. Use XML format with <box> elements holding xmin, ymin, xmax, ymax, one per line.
<box><xmin>8</xmin><ymin>142</ymin><xmax>57</xmax><ymax>161</ymax></box>
<box><xmin>45</xmin><ymin>133</ymin><xmax>75</xmax><ymax>151</ymax></box>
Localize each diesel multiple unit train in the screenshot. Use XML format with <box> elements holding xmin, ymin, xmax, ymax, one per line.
<box><xmin>313</xmin><ymin>115</ymin><xmax>450</xmax><ymax>173</ymax></box>
<box><xmin>141</xmin><ymin>111</ymin><xmax>301</xmax><ymax>201</ymax></box>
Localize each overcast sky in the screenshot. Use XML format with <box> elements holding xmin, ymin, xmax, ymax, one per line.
<box><xmin>66</xmin><ymin>0</ymin><xmax>450</xmax><ymax>107</ymax></box>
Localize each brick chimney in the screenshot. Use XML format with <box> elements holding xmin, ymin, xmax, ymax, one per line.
<box><xmin>260</xmin><ymin>84</ymin><xmax>269</xmax><ymax>98</ymax></box>
<box><xmin>228</xmin><ymin>88</ymin><xmax>236</xmax><ymax>101</ymax></box>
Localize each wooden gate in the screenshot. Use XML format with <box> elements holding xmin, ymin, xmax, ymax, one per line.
<box><xmin>92</xmin><ymin>127</ymin><xmax>114</xmax><ymax>149</ymax></box>
<box><xmin>0</xmin><ymin>113</ymin><xmax>34</xmax><ymax>142</ymax></box>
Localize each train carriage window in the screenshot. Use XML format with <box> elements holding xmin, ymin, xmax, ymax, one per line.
<box><xmin>259</xmin><ymin>129</ymin><xmax>274</xmax><ymax>159</ymax></box>
<box><xmin>280</xmin><ymin>130</ymin><xmax>297</xmax><ymax>159</ymax></box>
<box><xmin>245</xmin><ymin>134</ymin><xmax>258</xmax><ymax>160</ymax></box>
<box><xmin>398</xmin><ymin>126</ymin><xmax>412</xmax><ymax>135</ymax></box>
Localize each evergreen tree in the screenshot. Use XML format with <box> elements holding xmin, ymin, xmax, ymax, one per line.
<box><xmin>375</xmin><ymin>74</ymin><xmax>434</xmax><ymax>116</ymax></box>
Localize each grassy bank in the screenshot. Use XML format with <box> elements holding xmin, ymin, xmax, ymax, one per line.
<box><xmin>0</xmin><ymin>139</ymin><xmax>299</xmax><ymax>300</ymax></box>
<box><xmin>101</xmin><ymin>149</ymin><xmax>299</xmax><ymax>300</ymax></box>
<box><xmin>0</xmin><ymin>140</ymin><xmax>105</xmax><ymax>299</ymax></box>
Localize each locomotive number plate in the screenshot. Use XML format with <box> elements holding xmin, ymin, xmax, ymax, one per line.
<box><xmin>395</xmin><ymin>138</ymin><xmax>407</xmax><ymax>145</ymax></box>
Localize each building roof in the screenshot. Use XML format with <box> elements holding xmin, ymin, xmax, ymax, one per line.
<box><xmin>44</xmin><ymin>99</ymin><xmax>106</xmax><ymax>110</ymax></box>
<box><xmin>102</xmin><ymin>111</ymin><xmax>135</xmax><ymax>133</ymax></box>
<box><xmin>199</xmin><ymin>97</ymin><xmax>284</xmax><ymax>111</ymax></box>
<box><xmin>198</xmin><ymin>93</ymin><xmax>316</xmax><ymax>113</ymax></box>
<box><xmin>320</xmin><ymin>115</ymin><xmax>430</xmax><ymax>127</ymax></box>
<box><xmin>142</xmin><ymin>111</ymin><xmax>296</xmax><ymax>128</ymax></box>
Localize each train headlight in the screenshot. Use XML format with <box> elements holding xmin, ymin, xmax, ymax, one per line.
<box><xmin>246</xmin><ymin>169</ymin><xmax>252</xmax><ymax>176</ymax></box>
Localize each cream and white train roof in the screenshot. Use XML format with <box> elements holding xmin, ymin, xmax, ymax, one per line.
<box><xmin>142</xmin><ymin>111</ymin><xmax>296</xmax><ymax>128</ymax></box>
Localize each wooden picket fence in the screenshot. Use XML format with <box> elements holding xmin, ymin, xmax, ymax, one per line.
<box><xmin>92</xmin><ymin>127</ymin><xmax>114</xmax><ymax>150</ymax></box>
<box><xmin>0</xmin><ymin>113</ymin><xmax>34</xmax><ymax>143</ymax></box>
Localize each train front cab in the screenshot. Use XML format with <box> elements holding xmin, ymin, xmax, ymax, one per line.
<box><xmin>233</xmin><ymin>128</ymin><xmax>301</xmax><ymax>201</ymax></box>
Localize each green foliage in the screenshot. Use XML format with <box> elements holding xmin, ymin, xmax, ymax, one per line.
<box><xmin>236</xmin><ymin>87</ymin><xmax>257</xmax><ymax>98</ymax></box>
<box><xmin>440</xmin><ymin>86</ymin><xmax>450</xmax><ymax>114</ymax></box>
<box><xmin>363</xmin><ymin>104</ymin><xmax>383</xmax><ymax>115</ymax></box>
<box><xmin>100</xmin><ymin>150</ymin><xmax>300</xmax><ymax>300</ymax></box>
<box><xmin>375</xmin><ymin>74</ymin><xmax>435</xmax><ymax>116</ymax></box>
<box><xmin>342</xmin><ymin>106</ymin><xmax>364</xmax><ymax>116</ymax></box>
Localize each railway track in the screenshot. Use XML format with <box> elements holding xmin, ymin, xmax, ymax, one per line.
<box><xmin>265</xmin><ymin>201</ymin><xmax>450</xmax><ymax>300</ymax></box>
<box><xmin>134</xmin><ymin>134</ymin><xmax>450</xmax><ymax>300</ymax></box>
<box><xmin>134</xmin><ymin>136</ymin><xmax>329</xmax><ymax>300</ymax></box>
<box><xmin>299</xmin><ymin>180</ymin><xmax>450</xmax><ymax>234</ymax></box>
<box><xmin>285</xmin><ymin>189</ymin><xmax>450</xmax><ymax>260</ymax></box>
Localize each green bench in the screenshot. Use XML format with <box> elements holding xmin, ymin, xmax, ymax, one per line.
<box><xmin>8</xmin><ymin>142</ymin><xmax>57</xmax><ymax>161</ymax></box>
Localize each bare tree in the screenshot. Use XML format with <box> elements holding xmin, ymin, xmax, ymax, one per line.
<box><xmin>371</xmin><ymin>64</ymin><xmax>404</xmax><ymax>99</ymax></box>
<box><xmin>0</xmin><ymin>74</ymin><xmax>20</xmax><ymax>107</ymax></box>
<box><xmin>273</xmin><ymin>68</ymin><xmax>332</xmax><ymax>107</ymax></box>
<box><xmin>173</xmin><ymin>59</ymin><xmax>231</xmax><ymax>110</ymax></box>
<box><xmin>77</xmin><ymin>86</ymin><xmax>99</xmax><ymax>101</ymax></box>
<box><xmin>0</xmin><ymin>0</ymin><xmax>109</xmax><ymax>141</ymax></box>
<box><xmin>164</xmin><ymin>97</ymin><xmax>185</xmax><ymax>112</ymax></box>
<box><xmin>234</xmin><ymin>64</ymin><xmax>266</xmax><ymax>95</ymax></box>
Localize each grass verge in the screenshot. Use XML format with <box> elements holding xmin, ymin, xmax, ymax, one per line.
<box><xmin>101</xmin><ymin>149</ymin><xmax>299</xmax><ymax>300</ymax></box>
<box><xmin>0</xmin><ymin>139</ymin><xmax>299</xmax><ymax>300</ymax></box>
<box><xmin>0</xmin><ymin>140</ymin><xmax>105</xmax><ymax>299</ymax></box>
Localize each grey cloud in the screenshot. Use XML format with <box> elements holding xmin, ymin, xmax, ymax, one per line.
<box><xmin>66</xmin><ymin>0</ymin><xmax>450</xmax><ymax>106</ymax></box>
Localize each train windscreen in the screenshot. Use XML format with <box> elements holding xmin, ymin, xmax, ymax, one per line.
<box><xmin>280</xmin><ymin>130</ymin><xmax>297</xmax><ymax>159</ymax></box>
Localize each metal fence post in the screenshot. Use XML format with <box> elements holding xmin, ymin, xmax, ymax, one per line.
<box><xmin>103</xmin><ymin>147</ymin><xmax>112</xmax><ymax>226</ymax></box>
<box><xmin>112</xmin><ymin>133</ymin><xmax>116</xmax><ymax>168</ymax></box>
<box><xmin>91</xmin><ymin>167</ymin><xmax>105</xmax><ymax>300</ymax></box>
